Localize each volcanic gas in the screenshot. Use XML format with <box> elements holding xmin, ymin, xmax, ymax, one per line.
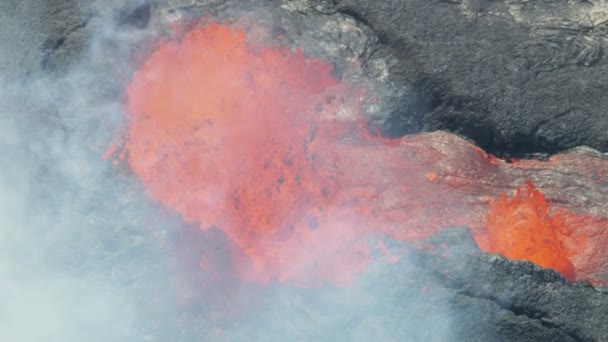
<box><xmin>106</xmin><ymin>21</ymin><xmax>608</xmax><ymax>286</ymax></box>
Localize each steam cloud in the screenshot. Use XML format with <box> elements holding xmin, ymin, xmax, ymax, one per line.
<box><xmin>0</xmin><ymin>10</ymin><xmax>180</xmax><ymax>339</ymax></box>
<box><xmin>0</xmin><ymin>2</ymin><xmax>455</xmax><ymax>340</ymax></box>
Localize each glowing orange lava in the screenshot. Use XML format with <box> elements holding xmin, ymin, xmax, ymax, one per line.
<box><xmin>475</xmin><ymin>180</ymin><xmax>576</xmax><ymax>280</ymax></box>
<box><xmin>109</xmin><ymin>21</ymin><xmax>608</xmax><ymax>286</ymax></box>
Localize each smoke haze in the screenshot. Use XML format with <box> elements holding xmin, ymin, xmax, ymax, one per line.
<box><xmin>0</xmin><ymin>2</ymin><xmax>456</xmax><ymax>341</ymax></box>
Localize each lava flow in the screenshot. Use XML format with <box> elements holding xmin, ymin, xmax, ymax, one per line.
<box><xmin>477</xmin><ymin>180</ymin><xmax>576</xmax><ymax>280</ymax></box>
<box><xmin>107</xmin><ymin>21</ymin><xmax>608</xmax><ymax>286</ymax></box>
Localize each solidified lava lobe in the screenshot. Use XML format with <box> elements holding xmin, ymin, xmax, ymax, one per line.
<box><xmin>476</xmin><ymin>180</ymin><xmax>576</xmax><ymax>280</ymax></box>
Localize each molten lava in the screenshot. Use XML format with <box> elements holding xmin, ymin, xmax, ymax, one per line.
<box><xmin>108</xmin><ymin>20</ymin><xmax>608</xmax><ymax>286</ymax></box>
<box><xmin>120</xmin><ymin>23</ymin><xmax>372</xmax><ymax>285</ymax></box>
<box><xmin>477</xmin><ymin>180</ymin><xmax>576</xmax><ymax>280</ymax></box>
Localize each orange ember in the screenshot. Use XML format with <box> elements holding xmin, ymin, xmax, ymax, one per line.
<box><xmin>476</xmin><ymin>180</ymin><xmax>575</xmax><ymax>280</ymax></box>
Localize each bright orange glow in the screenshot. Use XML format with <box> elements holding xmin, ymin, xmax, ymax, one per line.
<box><xmin>109</xmin><ymin>21</ymin><xmax>608</xmax><ymax>286</ymax></box>
<box><xmin>477</xmin><ymin>180</ymin><xmax>575</xmax><ymax>280</ymax></box>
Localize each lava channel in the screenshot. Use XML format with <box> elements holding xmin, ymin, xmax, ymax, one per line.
<box><xmin>106</xmin><ymin>21</ymin><xmax>608</xmax><ymax>287</ymax></box>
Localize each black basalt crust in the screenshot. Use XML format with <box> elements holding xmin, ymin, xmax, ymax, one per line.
<box><xmin>416</xmin><ymin>227</ymin><xmax>608</xmax><ymax>341</ymax></box>
<box><xmin>335</xmin><ymin>0</ymin><xmax>608</xmax><ymax>156</ymax></box>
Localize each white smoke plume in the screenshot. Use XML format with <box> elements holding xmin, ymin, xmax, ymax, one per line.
<box><xmin>0</xmin><ymin>1</ymin><xmax>455</xmax><ymax>341</ymax></box>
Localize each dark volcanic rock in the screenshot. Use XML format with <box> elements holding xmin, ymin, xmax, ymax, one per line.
<box><xmin>420</xmin><ymin>227</ymin><xmax>608</xmax><ymax>341</ymax></box>
<box><xmin>335</xmin><ymin>0</ymin><xmax>608</xmax><ymax>156</ymax></box>
<box><xmin>0</xmin><ymin>0</ymin><xmax>92</xmax><ymax>78</ymax></box>
<box><xmin>4</xmin><ymin>0</ymin><xmax>608</xmax><ymax>157</ymax></box>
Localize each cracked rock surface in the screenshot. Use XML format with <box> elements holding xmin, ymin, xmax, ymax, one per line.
<box><xmin>6</xmin><ymin>0</ymin><xmax>608</xmax><ymax>156</ymax></box>
<box><xmin>335</xmin><ymin>0</ymin><xmax>608</xmax><ymax>156</ymax></box>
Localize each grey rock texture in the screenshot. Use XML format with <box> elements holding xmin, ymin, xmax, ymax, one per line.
<box><xmin>421</xmin><ymin>228</ymin><xmax>608</xmax><ymax>342</ymax></box>
<box><xmin>5</xmin><ymin>0</ymin><xmax>608</xmax><ymax>156</ymax></box>
<box><xmin>0</xmin><ymin>0</ymin><xmax>92</xmax><ymax>78</ymax></box>
<box><xmin>334</xmin><ymin>0</ymin><xmax>608</xmax><ymax>155</ymax></box>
